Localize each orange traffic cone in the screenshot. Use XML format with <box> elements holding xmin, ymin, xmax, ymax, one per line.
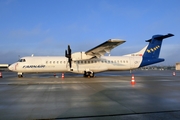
<box><xmin>0</xmin><ymin>72</ymin><xmax>2</xmax><ymax>78</ymax></box>
<box><xmin>62</xmin><ymin>73</ymin><xmax>64</xmax><ymax>79</ymax></box>
<box><xmin>54</xmin><ymin>73</ymin><xmax>56</xmax><ymax>77</ymax></box>
<box><xmin>173</xmin><ymin>72</ymin><xmax>176</xmax><ymax>76</ymax></box>
<box><xmin>131</xmin><ymin>74</ymin><xmax>135</xmax><ymax>85</ymax></box>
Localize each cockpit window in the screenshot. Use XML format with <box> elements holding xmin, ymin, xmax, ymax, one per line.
<box><xmin>18</xmin><ymin>59</ymin><xmax>26</xmax><ymax>62</ymax></box>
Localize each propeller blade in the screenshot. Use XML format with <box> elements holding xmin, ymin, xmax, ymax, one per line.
<box><xmin>68</xmin><ymin>45</ymin><xmax>71</xmax><ymax>56</ymax></box>
<box><xmin>65</xmin><ymin>50</ymin><xmax>68</xmax><ymax>58</ymax></box>
<box><xmin>68</xmin><ymin>45</ymin><xmax>70</xmax><ymax>51</ymax></box>
<box><xmin>69</xmin><ymin>58</ymin><xmax>72</xmax><ymax>68</ymax></box>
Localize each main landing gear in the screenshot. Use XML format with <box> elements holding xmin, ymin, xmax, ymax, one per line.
<box><xmin>83</xmin><ymin>71</ymin><xmax>94</xmax><ymax>78</ymax></box>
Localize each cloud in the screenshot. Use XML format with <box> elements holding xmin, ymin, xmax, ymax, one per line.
<box><xmin>9</xmin><ymin>26</ymin><xmax>49</xmax><ymax>39</ymax></box>
<box><xmin>99</xmin><ymin>1</ymin><xmax>147</xmax><ymax>20</ymax></box>
<box><xmin>4</xmin><ymin>0</ymin><xmax>14</xmax><ymax>5</ymax></box>
<box><xmin>0</xmin><ymin>0</ymin><xmax>15</xmax><ymax>5</ymax></box>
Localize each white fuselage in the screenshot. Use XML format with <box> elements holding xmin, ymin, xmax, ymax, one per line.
<box><xmin>8</xmin><ymin>33</ymin><xmax>174</xmax><ymax>77</ymax></box>
<box><xmin>9</xmin><ymin>56</ymin><xmax>142</xmax><ymax>74</ymax></box>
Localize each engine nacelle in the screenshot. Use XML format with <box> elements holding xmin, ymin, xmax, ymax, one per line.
<box><xmin>71</xmin><ymin>52</ymin><xmax>92</xmax><ymax>60</ymax></box>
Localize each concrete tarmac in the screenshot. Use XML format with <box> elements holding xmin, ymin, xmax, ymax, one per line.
<box><xmin>0</xmin><ymin>70</ymin><xmax>180</xmax><ymax>120</ymax></box>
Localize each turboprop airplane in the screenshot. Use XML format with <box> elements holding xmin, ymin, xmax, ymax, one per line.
<box><xmin>8</xmin><ymin>33</ymin><xmax>174</xmax><ymax>78</ymax></box>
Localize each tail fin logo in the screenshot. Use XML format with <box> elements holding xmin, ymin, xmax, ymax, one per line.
<box><xmin>146</xmin><ymin>45</ymin><xmax>160</xmax><ymax>53</ymax></box>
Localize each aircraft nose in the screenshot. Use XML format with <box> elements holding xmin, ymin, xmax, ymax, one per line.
<box><xmin>8</xmin><ymin>63</ymin><xmax>16</xmax><ymax>71</ymax></box>
<box><xmin>8</xmin><ymin>64</ymin><xmax>13</xmax><ymax>71</ymax></box>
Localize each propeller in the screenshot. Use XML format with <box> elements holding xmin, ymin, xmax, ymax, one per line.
<box><xmin>65</xmin><ymin>45</ymin><xmax>72</xmax><ymax>69</ymax></box>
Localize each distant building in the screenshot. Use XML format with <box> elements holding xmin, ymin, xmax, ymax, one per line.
<box><xmin>0</xmin><ymin>64</ymin><xmax>9</xmax><ymax>71</ymax></box>
<box><xmin>0</xmin><ymin>64</ymin><xmax>9</xmax><ymax>68</ymax></box>
<box><xmin>176</xmin><ymin>63</ymin><xmax>180</xmax><ymax>70</ymax></box>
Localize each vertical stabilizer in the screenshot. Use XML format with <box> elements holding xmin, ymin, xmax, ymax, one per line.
<box><xmin>140</xmin><ymin>33</ymin><xmax>174</xmax><ymax>67</ymax></box>
<box><xmin>143</xmin><ymin>33</ymin><xmax>174</xmax><ymax>58</ymax></box>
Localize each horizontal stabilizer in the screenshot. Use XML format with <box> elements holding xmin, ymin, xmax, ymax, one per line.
<box><xmin>146</xmin><ymin>33</ymin><xmax>174</xmax><ymax>42</ymax></box>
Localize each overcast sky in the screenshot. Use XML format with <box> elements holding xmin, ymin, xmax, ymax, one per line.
<box><xmin>0</xmin><ymin>0</ymin><xmax>180</xmax><ymax>65</ymax></box>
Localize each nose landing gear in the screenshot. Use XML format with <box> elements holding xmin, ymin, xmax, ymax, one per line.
<box><xmin>18</xmin><ymin>73</ymin><xmax>23</xmax><ymax>78</ymax></box>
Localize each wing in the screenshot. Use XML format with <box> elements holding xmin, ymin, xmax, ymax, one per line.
<box><xmin>85</xmin><ymin>39</ymin><xmax>126</xmax><ymax>58</ymax></box>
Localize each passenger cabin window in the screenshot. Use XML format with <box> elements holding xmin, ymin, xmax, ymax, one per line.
<box><xmin>19</xmin><ymin>59</ymin><xmax>26</xmax><ymax>62</ymax></box>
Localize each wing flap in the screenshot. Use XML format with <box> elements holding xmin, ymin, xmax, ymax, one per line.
<box><xmin>85</xmin><ymin>39</ymin><xmax>126</xmax><ymax>58</ymax></box>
